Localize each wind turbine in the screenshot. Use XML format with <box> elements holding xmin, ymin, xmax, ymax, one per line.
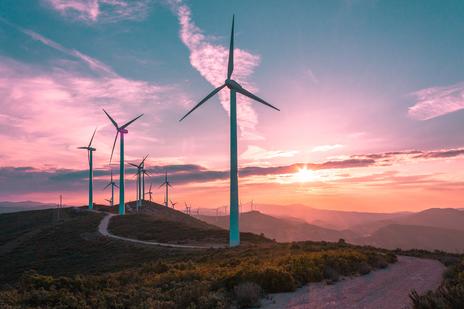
<box><xmin>104</xmin><ymin>170</ymin><xmax>118</xmax><ymax>207</ymax></box>
<box><xmin>103</xmin><ymin>109</ymin><xmax>143</xmax><ymax>215</ymax></box>
<box><xmin>78</xmin><ymin>128</ymin><xmax>97</xmax><ymax>210</ymax></box>
<box><xmin>159</xmin><ymin>171</ymin><xmax>172</xmax><ymax>207</ymax></box>
<box><xmin>179</xmin><ymin>16</ymin><xmax>279</xmax><ymax>247</ymax></box>
<box><xmin>145</xmin><ymin>182</ymin><xmax>154</xmax><ymax>202</ymax></box>
<box><xmin>129</xmin><ymin>154</ymin><xmax>149</xmax><ymax>211</ymax></box>
<box><xmin>170</xmin><ymin>200</ymin><xmax>177</xmax><ymax>209</ymax></box>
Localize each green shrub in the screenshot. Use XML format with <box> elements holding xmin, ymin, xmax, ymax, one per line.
<box><xmin>234</xmin><ymin>282</ymin><xmax>262</xmax><ymax>308</ymax></box>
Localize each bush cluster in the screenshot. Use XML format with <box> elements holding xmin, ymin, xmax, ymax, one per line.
<box><xmin>0</xmin><ymin>242</ymin><xmax>396</xmax><ymax>308</ymax></box>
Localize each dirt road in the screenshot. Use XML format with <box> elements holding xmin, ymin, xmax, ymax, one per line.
<box><xmin>98</xmin><ymin>212</ymin><xmax>224</xmax><ymax>249</ymax></box>
<box><xmin>262</xmin><ymin>256</ymin><xmax>444</xmax><ymax>309</ymax></box>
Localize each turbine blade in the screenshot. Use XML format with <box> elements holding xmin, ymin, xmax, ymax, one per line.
<box><xmin>149</xmin><ymin>183</ymin><xmax>152</xmax><ymax>191</ymax></box>
<box><xmin>87</xmin><ymin>150</ymin><xmax>90</xmax><ymax>165</ymax></box>
<box><xmin>103</xmin><ymin>109</ymin><xmax>118</xmax><ymax>128</ymax></box>
<box><xmin>159</xmin><ymin>182</ymin><xmax>166</xmax><ymax>188</ymax></box>
<box><xmin>114</xmin><ymin>184</ymin><xmax>119</xmax><ymax>188</ymax></box>
<box><xmin>88</xmin><ymin>127</ymin><xmax>97</xmax><ymax>147</ymax></box>
<box><xmin>121</xmin><ymin>113</ymin><xmax>144</xmax><ymax>129</ymax></box>
<box><xmin>235</xmin><ymin>86</ymin><xmax>280</xmax><ymax>111</ymax></box>
<box><xmin>109</xmin><ymin>132</ymin><xmax>118</xmax><ymax>164</ymax></box>
<box><xmin>179</xmin><ymin>84</ymin><xmax>226</xmax><ymax>121</ymax></box>
<box><xmin>227</xmin><ymin>15</ymin><xmax>235</xmax><ymax>79</ymax></box>
<box><xmin>104</xmin><ymin>183</ymin><xmax>111</xmax><ymax>189</ymax></box>
<box><xmin>128</xmin><ymin>163</ymin><xmax>138</xmax><ymax>167</ymax></box>
<box><xmin>168</xmin><ymin>183</ymin><xmax>173</xmax><ymax>188</ymax></box>
<box><xmin>77</xmin><ymin>146</ymin><xmax>88</xmax><ymax>149</ymax></box>
<box><xmin>141</xmin><ymin>154</ymin><xmax>149</xmax><ymax>165</ymax></box>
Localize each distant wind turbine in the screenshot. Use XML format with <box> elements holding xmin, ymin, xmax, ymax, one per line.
<box><xmin>103</xmin><ymin>109</ymin><xmax>143</xmax><ymax>215</ymax></box>
<box><xmin>145</xmin><ymin>182</ymin><xmax>154</xmax><ymax>202</ymax></box>
<box><xmin>170</xmin><ymin>200</ymin><xmax>177</xmax><ymax>209</ymax></box>
<box><xmin>104</xmin><ymin>170</ymin><xmax>118</xmax><ymax>207</ymax></box>
<box><xmin>159</xmin><ymin>171</ymin><xmax>172</xmax><ymax>207</ymax></box>
<box><xmin>78</xmin><ymin>128</ymin><xmax>97</xmax><ymax>210</ymax></box>
<box><xmin>129</xmin><ymin>154</ymin><xmax>149</xmax><ymax>211</ymax></box>
<box><xmin>179</xmin><ymin>15</ymin><xmax>279</xmax><ymax>247</ymax></box>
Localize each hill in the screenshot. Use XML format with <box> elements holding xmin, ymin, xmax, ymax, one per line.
<box><xmin>0</xmin><ymin>202</ymin><xmax>398</xmax><ymax>308</ymax></box>
<box><xmin>197</xmin><ymin>211</ymin><xmax>356</xmax><ymax>242</ymax></box>
<box><xmin>0</xmin><ymin>201</ymin><xmax>60</xmax><ymax>214</ymax></box>
<box><xmin>355</xmin><ymin>224</ymin><xmax>464</xmax><ymax>253</ymax></box>
<box><xmin>111</xmin><ymin>201</ymin><xmax>271</xmax><ymax>245</ymax></box>
<box><xmin>351</xmin><ymin>208</ymin><xmax>464</xmax><ymax>236</ymax></box>
<box><xmin>255</xmin><ymin>203</ymin><xmax>409</xmax><ymax>230</ymax></box>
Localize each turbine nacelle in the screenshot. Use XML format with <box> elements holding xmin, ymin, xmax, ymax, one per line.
<box><xmin>118</xmin><ymin>128</ymin><xmax>128</xmax><ymax>134</ymax></box>
<box><xmin>225</xmin><ymin>79</ymin><xmax>242</xmax><ymax>90</ymax></box>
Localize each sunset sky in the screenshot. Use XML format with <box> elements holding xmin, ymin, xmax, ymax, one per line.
<box><xmin>1</xmin><ymin>0</ymin><xmax>464</xmax><ymax>212</ymax></box>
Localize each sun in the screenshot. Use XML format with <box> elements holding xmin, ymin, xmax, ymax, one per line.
<box><xmin>293</xmin><ymin>166</ymin><xmax>317</xmax><ymax>183</ymax></box>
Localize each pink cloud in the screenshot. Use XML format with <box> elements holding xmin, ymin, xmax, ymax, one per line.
<box><xmin>172</xmin><ymin>2</ymin><xmax>265</xmax><ymax>140</ymax></box>
<box><xmin>408</xmin><ymin>82</ymin><xmax>464</xmax><ymax>120</ymax></box>
<box><xmin>45</xmin><ymin>0</ymin><xmax>150</xmax><ymax>23</ymax></box>
<box><xmin>0</xmin><ymin>56</ymin><xmax>176</xmax><ymax>169</ymax></box>
<box><xmin>22</xmin><ymin>28</ymin><xmax>115</xmax><ymax>75</ymax></box>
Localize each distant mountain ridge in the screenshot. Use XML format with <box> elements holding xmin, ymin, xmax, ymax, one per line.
<box><xmin>197</xmin><ymin>211</ymin><xmax>355</xmax><ymax>242</ymax></box>
<box><xmin>0</xmin><ymin>201</ymin><xmax>61</xmax><ymax>214</ymax></box>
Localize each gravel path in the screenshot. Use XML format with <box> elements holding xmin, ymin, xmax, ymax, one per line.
<box><xmin>98</xmin><ymin>212</ymin><xmax>225</xmax><ymax>249</ymax></box>
<box><xmin>261</xmin><ymin>256</ymin><xmax>444</xmax><ymax>309</ymax></box>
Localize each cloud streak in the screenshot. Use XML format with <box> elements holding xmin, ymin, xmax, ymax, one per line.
<box><xmin>409</xmin><ymin>82</ymin><xmax>464</xmax><ymax>120</ymax></box>
<box><xmin>45</xmin><ymin>0</ymin><xmax>151</xmax><ymax>23</ymax></box>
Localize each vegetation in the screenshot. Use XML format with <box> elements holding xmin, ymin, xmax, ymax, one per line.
<box><xmin>0</xmin><ymin>207</ymin><xmax>398</xmax><ymax>308</ymax></box>
<box><xmin>403</xmin><ymin>249</ymin><xmax>464</xmax><ymax>309</ymax></box>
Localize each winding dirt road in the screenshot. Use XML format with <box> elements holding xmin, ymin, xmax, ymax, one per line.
<box><xmin>262</xmin><ymin>256</ymin><xmax>444</xmax><ymax>309</ymax></box>
<box><xmin>98</xmin><ymin>212</ymin><xmax>224</xmax><ymax>249</ymax></box>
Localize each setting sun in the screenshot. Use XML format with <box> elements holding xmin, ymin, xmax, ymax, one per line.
<box><xmin>294</xmin><ymin>166</ymin><xmax>317</xmax><ymax>183</ymax></box>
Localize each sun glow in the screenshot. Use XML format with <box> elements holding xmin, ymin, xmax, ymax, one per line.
<box><xmin>293</xmin><ymin>166</ymin><xmax>317</xmax><ymax>183</ymax></box>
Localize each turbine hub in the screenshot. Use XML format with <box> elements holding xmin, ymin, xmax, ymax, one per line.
<box><xmin>225</xmin><ymin>79</ymin><xmax>242</xmax><ymax>90</ymax></box>
<box><xmin>119</xmin><ymin>128</ymin><xmax>128</xmax><ymax>134</ymax></box>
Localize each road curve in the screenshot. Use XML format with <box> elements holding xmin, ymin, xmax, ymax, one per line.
<box><xmin>261</xmin><ymin>256</ymin><xmax>444</xmax><ymax>309</ymax></box>
<box><xmin>98</xmin><ymin>212</ymin><xmax>225</xmax><ymax>249</ymax></box>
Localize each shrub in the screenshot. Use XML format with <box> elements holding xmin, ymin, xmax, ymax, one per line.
<box><xmin>234</xmin><ymin>282</ymin><xmax>262</xmax><ymax>308</ymax></box>
<box><xmin>358</xmin><ymin>262</ymin><xmax>371</xmax><ymax>275</ymax></box>
<box><xmin>323</xmin><ymin>266</ymin><xmax>339</xmax><ymax>284</ymax></box>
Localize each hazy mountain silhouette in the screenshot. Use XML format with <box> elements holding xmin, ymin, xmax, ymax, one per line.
<box><xmin>0</xmin><ymin>201</ymin><xmax>60</xmax><ymax>214</ymax></box>
<box><xmin>197</xmin><ymin>211</ymin><xmax>356</xmax><ymax>242</ymax></box>
<box><xmin>355</xmin><ymin>224</ymin><xmax>464</xmax><ymax>253</ymax></box>
<box><xmin>254</xmin><ymin>203</ymin><xmax>410</xmax><ymax>230</ymax></box>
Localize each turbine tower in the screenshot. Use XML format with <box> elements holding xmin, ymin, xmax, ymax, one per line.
<box><xmin>179</xmin><ymin>15</ymin><xmax>279</xmax><ymax>247</ymax></box>
<box><xmin>103</xmin><ymin>109</ymin><xmax>143</xmax><ymax>215</ymax></box>
<box><xmin>78</xmin><ymin>128</ymin><xmax>97</xmax><ymax>210</ymax></box>
<box><xmin>104</xmin><ymin>170</ymin><xmax>118</xmax><ymax>207</ymax></box>
<box><xmin>159</xmin><ymin>171</ymin><xmax>172</xmax><ymax>207</ymax></box>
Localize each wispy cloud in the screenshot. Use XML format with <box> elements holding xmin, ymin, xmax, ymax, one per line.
<box><xmin>171</xmin><ymin>1</ymin><xmax>265</xmax><ymax>140</ymax></box>
<box><xmin>241</xmin><ymin>146</ymin><xmax>299</xmax><ymax>161</ymax></box>
<box><xmin>45</xmin><ymin>0</ymin><xmax>151</xmax><ymax>23</ymax></box>
<box><xmin>311</xmin><ymin>144</ymin><xmax>344</xmax><ymax>152</ymax></box>
<box><xmin>408</xmin><ymin>82</ymin><xmax>464</xmax><ymax>120</ymax></box>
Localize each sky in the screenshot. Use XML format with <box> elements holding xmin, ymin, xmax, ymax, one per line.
<box><xmin>1</xmin><ymin>0</ymin><xmax>464</xmax><ymax>213</ymax></box>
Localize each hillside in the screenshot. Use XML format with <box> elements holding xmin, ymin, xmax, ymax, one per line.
<box><xmin>111</xmin><ymin>202</ymin><xmax>271</xmax><ymax>245</ymax></box>
<box><xmin>197</xmin><ymin>211</ymin><xmax>356</xmax><ymax>242</ymax></box>
<box><xmin>0</xmin><ymin>204</ymin><xmax>398</xmax><ymax>308</ymax></box>
<box><xmin>356</xmin><ymin>224</ymin><xmax>464</xmax><ymax>253</ymax></box>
